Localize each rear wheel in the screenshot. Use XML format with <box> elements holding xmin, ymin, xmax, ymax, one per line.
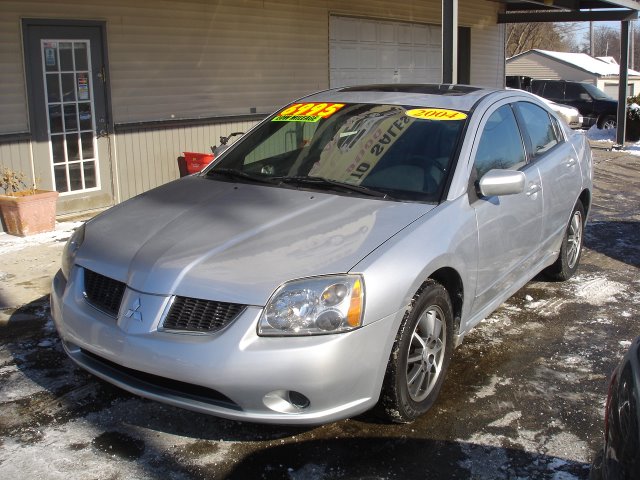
<box><xmin>379</xmin><ymin>280</ymin><xmax>453</xmax><ymax>423</ymax></box>
<box><xmin>544</xmin><ymin>200</ymin><xmax>585</xmax><ymax>281</ymax></box>
<box><xmin>598</xmin><ymin>115</ymin><xmax>616</xmax><ymax>130</ymax></box>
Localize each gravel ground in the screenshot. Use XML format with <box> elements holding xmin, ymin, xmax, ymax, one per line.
<box><xmin>0</xmin><ymin>140</ymin><xmax>638</xmax><ymax>480</ymax></box>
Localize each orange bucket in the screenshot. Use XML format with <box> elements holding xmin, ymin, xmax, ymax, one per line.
<box><xmin>183</xmin><ymin>152</ymin><xmax>214</xmax><ymax>174</ymax></box>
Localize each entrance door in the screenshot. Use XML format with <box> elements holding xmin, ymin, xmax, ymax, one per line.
<box><xmin>23</xmin><ymin>21</ymin><xmax>113</xmax><ymax>214</ymax></box>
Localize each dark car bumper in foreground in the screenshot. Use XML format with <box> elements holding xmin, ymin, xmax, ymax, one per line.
<box><xmin>590</xmin><ymin>336</ymin><xmax>640</xmax><ymax>480</ymax></box>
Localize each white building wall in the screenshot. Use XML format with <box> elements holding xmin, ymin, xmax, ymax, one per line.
<box><xmin>471</xmin><ymin>23</ymin><xmax>505</xmax><ymax>87</ymax></box>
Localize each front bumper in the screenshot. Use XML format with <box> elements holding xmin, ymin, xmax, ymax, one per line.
<box><xmin>51</xmin><ymin>268</ymin><xmax>400</xmax><ymax>425</ymax></box>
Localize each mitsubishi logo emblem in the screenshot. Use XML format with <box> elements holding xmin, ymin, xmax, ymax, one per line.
<box><xmin>124</xmin><ymin>297</ymin><xmax>143</xmax><ymax>323</ymax></box>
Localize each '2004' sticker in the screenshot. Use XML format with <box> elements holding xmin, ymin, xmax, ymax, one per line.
<box><xmin>273</xmin><ymin>103</ymin><xmax>346</xmax><ymax>122</ymax></box>
<box><xmin>406</xmin><ymin>108</ymin><xmax>467</xmax><ymax>121</ymax></box>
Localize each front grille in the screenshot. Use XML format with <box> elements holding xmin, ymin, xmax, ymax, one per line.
<box><xmin>163</xmin><ymin>296</ymin><xmax>245</xmax><ymax>333</ymax></box>
<box><xmin>83</xmin><ymin>268</ymin><xmax>126</xmax><ymax>316</ymax></box>
<box><xmin>80</xmin><ymin>348</ymin><xmax>240</xmax><ymax>410</ymax></box>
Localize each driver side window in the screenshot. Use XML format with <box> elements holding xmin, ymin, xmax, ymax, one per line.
<box><xmin>474</xmin><ymin>105</ymin><xmax>526</xmax><ymax>179</ymax></box>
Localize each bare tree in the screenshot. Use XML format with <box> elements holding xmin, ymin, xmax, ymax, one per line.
<box><xmin>592</xmin><ymin>25</ymin><xmax>621</xmax><ymax>61</ymax></box>
<box><xmin>506</xmin><ymin>23</ymin><xmax>570</xmax><ymax>57</ymax></box>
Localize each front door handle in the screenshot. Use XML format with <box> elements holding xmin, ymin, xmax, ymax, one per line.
<box><xmin>527</xmin><ymin>183</ymin><xmax>541</xmax><ymax>196</ymax></box>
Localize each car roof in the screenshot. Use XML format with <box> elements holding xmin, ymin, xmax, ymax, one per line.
<box><xmin>299</xmin><ymin>84</ymin><xmax>501</xmax><ymax>111</ymax></box>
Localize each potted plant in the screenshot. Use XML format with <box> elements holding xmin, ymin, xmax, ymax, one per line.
<box><xmin>0</xmin><ymin>167</ymin><xmax>59</xmax><ymax>236</ymax></box>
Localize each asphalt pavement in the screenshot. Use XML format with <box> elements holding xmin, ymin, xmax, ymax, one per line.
<box><xmin>0</xmin><ymin>142</ymin><xmax>638</xmax><ymax>480</ymax></box>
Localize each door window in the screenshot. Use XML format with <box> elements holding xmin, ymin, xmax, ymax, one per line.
<box><xmin>564</xmin><ymin>83</ymin><xmax>583</xmax><ymax>101</ymax></box>
<box><xmin>515</xmin><ymin>102</ymin><xmax>561</xmax><ymax>157</ymax></box>
<box><xmin>474</xmin><ymin>105</ymin><xmax>526</xmax><ymax>178</ymax></box>
<box><xmin>42</xmin><ymin>39</ymin><xmax>99</xmax><ymax>193</ymax></box>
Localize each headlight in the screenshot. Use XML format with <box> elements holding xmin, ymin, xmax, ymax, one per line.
<box><xmin>61</xmin><ymin>223</ymin><xmax>86</xmax><ymax>280</ymax></box>
<box><xmin>258</xmin><ymin>275</ymin><xmax>364</xmax><ymax>336</ymax></box>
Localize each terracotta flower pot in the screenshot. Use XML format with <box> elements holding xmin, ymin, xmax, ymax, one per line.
<box><xmin>0</xmin><ymin>190</ymin><xmax>59</xmax><ymax>236</ymax></box>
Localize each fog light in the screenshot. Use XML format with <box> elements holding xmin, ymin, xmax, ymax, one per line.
<box><xmin>263</xmin><ymin>390</ymin><xmax>311</xmax><ymax>413</ymax></box>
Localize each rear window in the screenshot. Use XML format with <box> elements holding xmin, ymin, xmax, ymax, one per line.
<box><xmin>210</xmin><ymin>103</ymin><xmax>467</xmax><ymax>202</ymax></box>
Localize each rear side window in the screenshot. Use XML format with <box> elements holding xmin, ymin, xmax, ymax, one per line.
<box><xmin>515</xmin><ymin>102</ymin><xmax>561</xmax><ymax>157</ymax></box>
<box><xmin>474</xmin><ymin>105</ymin><xmax>526</xmax><ymax>178</ymax></box>
<box><xmin>542</xmin><ymin>81</ymin><xmax>564</xmax><ymax>101</ymax></box>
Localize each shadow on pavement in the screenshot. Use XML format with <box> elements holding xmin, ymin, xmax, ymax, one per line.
<box><xmin>585</xmin><ymin>220</ymin><xmax>640</xmax><ymax>268</ymax></box>
<box><xmin>222</xmin><ymin>436</ymin><xmax>591</xmax><ymax>479</ymax></box>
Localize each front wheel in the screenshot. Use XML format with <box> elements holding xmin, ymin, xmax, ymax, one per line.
<box><xmin>544</xmin><ymin>200</ymin><xmax>585</xmax><ymax>281</ymax></box>
<box><xmin>379</xmin><ymin>280</ymin><xmax>454</xmax><ymax>423</ymax></box>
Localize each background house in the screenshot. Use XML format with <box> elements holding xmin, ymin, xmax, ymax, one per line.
<box><xmin>506</xmin><ymin>49</ymin><xmax>640</xmax><ymax>97</ymax></box>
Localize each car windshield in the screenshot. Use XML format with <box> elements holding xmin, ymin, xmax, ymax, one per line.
<box><xmin>582</xmin><ymin>83</ymin><xmax>611</xmax><ymax>100</ymax></box>
<box><xmin>206</xmin><ymin>103</ymin><xmax>467</xmax><ymax>202</ymax></box>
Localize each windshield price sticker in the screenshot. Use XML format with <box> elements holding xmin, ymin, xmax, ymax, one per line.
<box><xmin>273</xmin><ymin>103</ymin><xmax>346</xmax><ymax>122</ymax></box>
<box><xmin>406</xmin><ymin>108</ymin><xmax>467</xmax><ymax>121</ymax></box>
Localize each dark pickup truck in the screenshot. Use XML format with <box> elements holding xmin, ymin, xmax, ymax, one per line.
<box><xmin>506</xmin><ymin>76</ymin><xmax>617</xmax><ymax>129</ymax></box>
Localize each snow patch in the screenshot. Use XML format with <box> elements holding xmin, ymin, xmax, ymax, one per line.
<box><xmin>488</xmin><ymin>411</ymin><xmax>522</xmax><ymax>428</ymax></box>
<box><xmin>586</xmin><ymin>125</ymin><xmax>615</xmax><ymax>143</ymax></box>
<box><xmin>0</xmin><ymin>221</ymin><xmax>83</xmax><ymax>255</ymax></box>
<box><xmin>573</xmin><ymin>276</ymin><xmax>626</xmax><ymax>305</ymax></box>
<box><xmin>471</xmin><ymin>375</ymin><xmax>512</xmax><ymax>402</ymax></box>
<box><xmin>585</xmin><ymin>123</ymin><xmax>640</xmax><ymax>156</ymax></box>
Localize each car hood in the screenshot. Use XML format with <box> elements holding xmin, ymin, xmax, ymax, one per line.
<box><xmin>77</xmin><ymin>176</ymin><xmax>434</xmax><ymax>305</ymax></box>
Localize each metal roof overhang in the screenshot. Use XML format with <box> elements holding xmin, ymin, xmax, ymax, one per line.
<box><xmin>495</xmin><ymin>0</ymin><xmax>640</xmax><ymax>146</ymax></box>
<box><xmin>497</xmin><ymin>1</ymin><xmax>639</xmax><ymax>23</ymax></box>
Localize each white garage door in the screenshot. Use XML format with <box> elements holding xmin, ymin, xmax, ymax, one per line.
<box><xmin>330</xmin><ymin>16</ymin><xmax>442</xmax><ymax>88</ymax></box>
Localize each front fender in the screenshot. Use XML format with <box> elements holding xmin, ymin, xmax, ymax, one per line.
<box><xmin>352</xmin><ymin>195</ymin><xmax>478</xmax><ymax>332</ymax></box>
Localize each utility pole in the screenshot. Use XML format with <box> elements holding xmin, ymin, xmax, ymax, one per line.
<box><xmin>631</xmin><ymin>20</ymin><xmax>635</xmax><ymax>70</ymax></box>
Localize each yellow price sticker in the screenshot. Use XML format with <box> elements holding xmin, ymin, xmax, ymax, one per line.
<box><xmin>406</xmin><ymin>108</ymin><xmax>468</xmax><ymax>121</ymax></box>
<box><xmin>273</xmin><ymin>103</ymin><xmax>346</xmax><ymax>122</ymax></box>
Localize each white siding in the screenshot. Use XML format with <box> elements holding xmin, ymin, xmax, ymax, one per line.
<box><xmin>598</xmin><ymin>79</ymin><xmax>640</xmax><ymax>97</ymax></box>
<box><xmin>506</xmin><ymin>52</ymin><xmax>598</xmax><ymax>83</ymax></box>
<box><xmin>0</xmin><ymin>5</ymin><xmax>29</xmax><ymax>133</ymax></box>
<box><xmin>113</xmin><ymin>117</ymin><xmax>261</xmax><ymax>202</ymax></box>
<box><xmin>0</xmin><ymin>139</ymin><xmax>33</xmax><ymax>179</ymax></box>
<box><xmin>470</xmin><ymin>23</ymin><xmax>505</xmax><ymax>88</ymax></box>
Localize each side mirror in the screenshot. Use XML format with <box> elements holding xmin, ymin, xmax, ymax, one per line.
<box><xmin>478</xmin><ymin>169</ymin><xmax>526</xmax><ymax>197</ymax></box>
<box><xmin>579</xmin><ymin>92</ymin><xmax>592</xmax><ymax>101</ymax></box>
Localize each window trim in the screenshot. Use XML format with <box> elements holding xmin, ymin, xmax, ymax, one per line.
<box><xmin>467</xmin><ymin>101</ymin><xmax>528</xmax><ymax>202</ymax></box>
<box><xmin>512</xmin><ymin>101</ymin><xmax>564</xmax><ymax>163</ymax></box>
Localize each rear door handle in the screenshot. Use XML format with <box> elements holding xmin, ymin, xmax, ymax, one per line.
<box><xmin>565</xmin><ymin>157</ymin><xmax>577</xmax><ymax>167</ymax></box>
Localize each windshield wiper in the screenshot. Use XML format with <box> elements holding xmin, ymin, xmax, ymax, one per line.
<box><xmin>205</xmin><ymin>168</ymin><xmax>276</xmax><ymax>184</ymax></box>
<box><xmin>275</xmin><ymin>176</ymin><xmax>390</xmax><ymax>199</ymax></box>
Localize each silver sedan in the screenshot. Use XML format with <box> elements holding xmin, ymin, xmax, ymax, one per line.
<box><xmin>51</xmin><ymin>84</ymin><xmax>593</xmax><ymax>425</ymax></box>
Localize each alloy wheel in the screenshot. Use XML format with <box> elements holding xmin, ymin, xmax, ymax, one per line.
<box><xmin>405</xmin><ymin>305</ymin><xmax>446</xmax><ymax>402</ymax></box>
<box><xmin>567</xmin><ymin>209</ymin><xmax>583</xmax><ymax>269</ymax></box>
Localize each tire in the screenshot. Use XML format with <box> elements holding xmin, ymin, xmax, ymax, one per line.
<box><xmin>544</xmin><ymin>200</ymin><xmax>585</xmax><ymax>281</ymax></box>
<box><xmin>598</xmin><ymin>115</ymin><xmax>616</xmax><ymax>130</ymax></box>
<box><xmin>379</xmin><ymin>280</ymin><xmax>454</xmax><ymax>423</ymax></box>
